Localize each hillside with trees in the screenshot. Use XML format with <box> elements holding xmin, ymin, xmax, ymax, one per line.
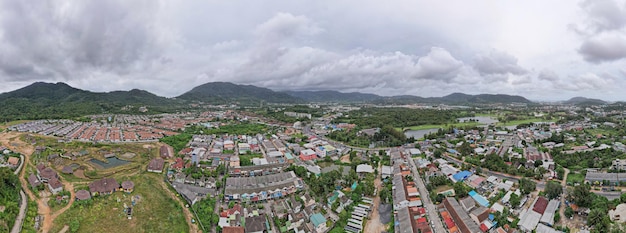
<box><xmin>0</xmin><ymin>167</ymin><xmax>21</xmax><ymax>232</ymax></box>
<box><xmin>0</xmin><ymin>82</ymin><xmax>184</xmax><ymax>121</ymax></box>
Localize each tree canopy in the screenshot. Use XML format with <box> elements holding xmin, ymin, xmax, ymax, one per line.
<box><xmin>544</xmin><ymin>181</ymin><xmax>563</xmax><ymax>199</ymax></box>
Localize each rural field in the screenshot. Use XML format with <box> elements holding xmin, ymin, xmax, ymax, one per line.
<box><xmin>0</xmin><ymin>130</ymin><xmax>192</xmax><ymax>233</ymax></box>
<box><xmin>51</xmin><ymin>173</ymin><xmax>189</xmax><ymax>233</ymax></box>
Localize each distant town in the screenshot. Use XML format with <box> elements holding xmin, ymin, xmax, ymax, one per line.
<box><xmin>2</xmin><ymin>98</ymin><xmax>626</xmax><ymax>233</ymax></box>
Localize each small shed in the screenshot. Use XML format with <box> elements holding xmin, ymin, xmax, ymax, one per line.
<box><xmin>76</xmin><ymin>190</ymin><xmax>91</xmax><ymax>201</ymax></box>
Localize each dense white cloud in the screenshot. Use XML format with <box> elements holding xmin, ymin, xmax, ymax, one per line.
<box><xmin>0</xmin><ymin>0</ymin><xmax>624</xmax><ymax>100</ymax></box>
<box><xmin>473</xmin><ymin>50</ymin><xmax>527</xmax><ymax>76</ymax></box>
<box><xmin>576</xmin><ymin>0</ymin><xmax>626</xmax><ymax>63</ymax></box>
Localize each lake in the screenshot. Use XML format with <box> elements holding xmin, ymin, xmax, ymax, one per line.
<box><xmin>404</xmin><ymin>117</ymin><xmax>500</xmax><ymax>139</ymax></box>
<box><xmin>90</xmin><ymin>157</ymin><xmax>130</xmax><ymax>169</ymax></box>
<box><xmin>404</xmin><ymin>128</ymin><xmax>440</xmax><ymax>139</ymax></box>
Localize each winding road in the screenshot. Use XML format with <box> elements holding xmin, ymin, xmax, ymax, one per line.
<box><xmin>10</xmin><ymin>155</ymin><xmax>27</xmax><ymax>233</ymax></box>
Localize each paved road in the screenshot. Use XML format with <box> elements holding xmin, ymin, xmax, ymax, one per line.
<box><xmin>408</xmin><ymin>157</ymin><xmax>445</xmax><ymax>233</ymax></box>
<box><xmin>592</xmin><ymin>190</ymin><xmax>621</xmax><ymax>200</ymax></box>
<box><xmin>10</xmin><ymin>190</ymin><xmax>27</xmax><ymax>233</ymax></box>
<box><xmin>10</xmin><ymin>155</ymin><xmax>27</xmax><ymax>233</ymax></box>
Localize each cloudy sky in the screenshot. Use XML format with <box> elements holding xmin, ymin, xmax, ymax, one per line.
<box><xmin>1</xmin><ymin>0</ymin><xmax>626</xmax><ymax>101</ymax></box>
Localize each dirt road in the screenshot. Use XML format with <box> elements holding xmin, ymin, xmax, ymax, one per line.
<box><xmin>0</xmin><ymin>132</ymin><xmax>54</xmax><ymax>233</ymax></box>
<box><xmin>363</xmin><ymin>164</ymin><xmax>387</xmax><ymax>233</ymax></box>
<box><xmin>50</xmin><ymin>182</ymin><xmax>76</xmax><ymax>220</ymax></box>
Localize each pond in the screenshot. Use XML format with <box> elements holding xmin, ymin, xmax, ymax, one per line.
<box><xmin>404</xmin><ymin>128</ymin><xmax>440</xmax><ymax>139</ymax></box>
<box><xmin>70</xmin><ymin>163</ymin><xmax>81</xmax><ymax>169</ymax></box>
<box><xmin>90</xmin><ymin>157</ymin><xmax>130</xmax><ymax>169</ymax></box>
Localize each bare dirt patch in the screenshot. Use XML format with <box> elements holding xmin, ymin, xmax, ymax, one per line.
<box><xmin>73</xmin><ymin>169</ymin><xmax>87</xmax><ymax>179</ymax></box>
<box><xmin>340</xmin><ymin>154</ymin><xmax>351</xmax><ymax>163</ymax></box>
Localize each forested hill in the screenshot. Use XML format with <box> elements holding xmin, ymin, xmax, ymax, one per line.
<box><xmin>284</xmin><ymin>90</ymin><xmax>381</xmax><ymax>103</ymax></box>
<box><xmin>563</xmin><ymin>97</ymin><xmax>607</xmax><ymax>105</ymax></box>
<box><xmin>439</xmin><ymin>93</ymin><xmax>532</xmax><ymax>104</ymax></box>
<box><xmin>286</xmin><ymin>90</ymin><xmax>532</xmax><ymax>105</ymax></box>
<box><xmin>0</xmin><ymin>82</ymin><xmax>182</xmax><ymax>121</ymax></box>
<box><xmin>177</xmin><ymin>82</ymin><xmax>303</xmax><ymax>104</ymax></box>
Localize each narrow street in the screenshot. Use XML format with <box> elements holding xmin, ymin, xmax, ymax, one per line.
<box><xmin>408</xmin><ymin>157</ymin><xmax>445</xmax><ymax>233</ymax></box>
<box><xmin>10</xmin><ymin>190</ymin><xmax>27</xmax><ymax>233</ymax></box>
<box><xmin>363</xmin><ymin>163</ymin><xmax>387</xmax><ymax>232</ymax></box>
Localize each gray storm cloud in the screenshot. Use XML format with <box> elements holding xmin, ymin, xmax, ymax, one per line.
<box><xmin>0</xmin><ymin>0</ymin><xmax>172</xmax><ymax>81</ymax></box>
<box><xmin>577</xmin><ymin>0</ymin><xmax>626</xmax><ymax>62</ymax></box>
<box><xmin>473</xmin><ymin>50</ymin><xmax>527</xmax><ymax>76</ymax></box>
<box><xmin>0</xmin><ymin>0</ymin><xmax>622</xmax><ymax>101</ymax></box>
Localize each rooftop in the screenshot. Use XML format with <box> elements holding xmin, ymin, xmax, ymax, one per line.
<box><xmin>310</xmin><ymin>213</ymin><xmax>327</xmax><ymax>228</ymax></box>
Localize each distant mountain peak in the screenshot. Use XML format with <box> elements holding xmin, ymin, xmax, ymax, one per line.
<box><xmin>177</xmin><ymin>81</ymin><xmax>303</xmax><ymax>104</ymax></box>
<box><xmin>564</xmin><ymin>96</ymin><xmax>607</xmax><ymax>105</ymax></box>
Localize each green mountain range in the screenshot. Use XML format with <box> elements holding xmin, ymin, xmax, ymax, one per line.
<box><xmin>176</xmin><ymin>82</ymin><xmax>303</xmax><ymax>104</ymax></box>
<box><xmin>0</xmin><ymin>82</ymin><xmax>181</xmax><ymax>121</ymax></box>
<box><xmin>0</xmin><ymin>81</ymin><xmax>540</xmax><ymax>122</ymax></box>
<box><xmin>285</xmin><ymin>90</ymin><xmax>532</xmax><ymax>105</ymax></box>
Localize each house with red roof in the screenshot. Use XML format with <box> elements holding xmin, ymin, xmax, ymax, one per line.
<box><xmin>533</xmin><ymin>197</ymin><xmax>549</xmax><ymax>214</ymax></box>
<box><xmin>220</xmin><ymin>204</ymin><xmax>242</xmax><ymax>218</ymax></box>
<box><xmin>171</xmin><ymin>158</ymin><xmax>184</xmax><ymax>170</ymax></box>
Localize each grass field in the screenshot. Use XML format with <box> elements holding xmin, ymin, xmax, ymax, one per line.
<box><xmin>496</xmin><ymin>118</ymin><xmax>551</xmax><ymax>127</ymax></box>
<box><xmin>0</xmin><ymin>120</ymin><xmax>30</xmax><ymax>130</ymax></box>
<box><xmin>51</xmin><ymin>173</ymin><xmax>189</xmax><ymax>233</ymax></box>
<box><xmin>475</xmin><ymin>113</ymin><xmax>498</xmax><ymax>117</ymax></box>
<box><xmin>566</xmin><ymin>173</ymin><xmax>585</xmax><ymax>185</ymax></box>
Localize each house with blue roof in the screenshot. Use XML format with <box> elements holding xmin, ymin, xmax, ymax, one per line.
<box><xmin>310</xmin><ymin>213</ymin><xmax>328</xmax><ymax>232</ymax></box>
<box><xmin>452</xmin><ymin>170</ymin><xmax>472</xmax><ymax>182</ymax></box>
<box><xmin>469</xmin><ymin>190</ymin><xmax>490</xmax><ymax>207</ymax></box>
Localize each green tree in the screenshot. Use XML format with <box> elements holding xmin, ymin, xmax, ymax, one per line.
<box><xmin>509</xmin><ymin>193</ymin><xmax>521</xmax><ymax>207</ymax></box>
<box><xmin>519</xmin><ymin>178</ymin><xmax>536</xmax><ymax>195</ymax></box>
<box><xmin>433</xmin><ymin>149</ymin><xmax>443</xmax><ymax>158</ymax></box>
<box><xmin>457</xmin><ymin>141</ymin><xmax>472</xmax><ymax>156</ymax></box>
<box><xmin>564</xmin><ymin>206</ymin><xmax>574</xmax><ymax>218</ymax></box>
<box><xmin>588</xmin><ymin>209</ymin><xmax>610</xmax><ymax>232</ymax></box>
<box><xmin>556</xmin><ymin>167</ymin><xmax>565</xmax><ymax>180</ymax></box>
<box><xmin>544</xmin><ymin>181</ymin><xmax>563</xmax><ymax>199</ymax></box>
<box><xmin>454</xmin><ymin>182</ymin><xmax>471</xmax><ymax>198</ymax></box>
<box><xmin>554</xmin><ymin>212</ymin><xmax>560</xmax><ymax>224</ymax></box>
<box><xmin>588</xmin><ymin>208</ymin><xmax>604</xmax><ymax>226</ymax></box>
<box><xmin>567</xmin><ymin>184</ymin><xmax>593</xmax><ymax>208</ymax></box>
<box><xmin>69</xmin><ymin>219</ymin><xmax>80</xmax><ymax>233</ymax></box>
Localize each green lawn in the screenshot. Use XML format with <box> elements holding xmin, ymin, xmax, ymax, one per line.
<box><xmin>51</xmin><ymin>173</ymin><xmax>189</xmax><ymax>233</ymax></box>
<box><xmin>496</xmin><ymin>118</ymin><xmax>551</xmax><ymax>127</ymax></box>
<box><xmin>566</xmin><ymin>173</ymin><xmax>585</xmax><ymax>185</ymax></box>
